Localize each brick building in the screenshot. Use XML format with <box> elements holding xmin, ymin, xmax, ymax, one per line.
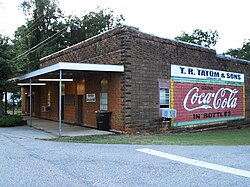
<box><xmin>16</xmin><ymin>26</ymin><xmax>250</xmax><ymax>132</ymax></box>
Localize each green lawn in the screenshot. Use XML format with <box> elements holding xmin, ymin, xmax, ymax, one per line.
<box><xmin>51</xmin><ymin>127</ymin><xmax>250</xmax><ymax>145</ymax></box>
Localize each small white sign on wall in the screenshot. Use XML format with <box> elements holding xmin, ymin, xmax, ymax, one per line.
<box><xmin>86</xmin><ymin>93</ymin><xmax>96</xmax><ymax>102</ymax></box>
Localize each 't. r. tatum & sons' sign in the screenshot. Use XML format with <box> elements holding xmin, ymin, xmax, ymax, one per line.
<box><xmin>171</xmin><ymin>65</ymin><xmax>244</xmax><ymax>83</ymax></box>
<box><xmin>171</xmin><ymin>65</ymin><xmax>245</xmax><ymax>127</ymax></box>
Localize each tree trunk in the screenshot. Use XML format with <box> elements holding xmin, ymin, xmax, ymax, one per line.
<box><xmin>0</xmin><ymin>92</ymin><xmax>3</xmax><ymax>116</ymax></box>
<box><xmin>12</xmin><ymin>94</ymin><xmax>15</xmax><ymax>115</ymax></box>
<box><xmin>4</xmin><ymin>92</ymin><xmax>7</xmax><ymax>115</ymax></box>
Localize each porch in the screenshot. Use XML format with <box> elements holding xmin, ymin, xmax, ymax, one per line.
<box><xmin>23</xmin><ymin>116</ymin><xmax>114</xmax><ymax>137</ymax></box>
<box><xmin>14</xmin><ymin>62</ymin><xmax>124</xmax><ymax>136</ymax></box>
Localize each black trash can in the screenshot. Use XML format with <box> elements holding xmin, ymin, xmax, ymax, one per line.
<box><xmin>95</xmin><ymin>111</ymin><xmax>112</xmax><ymax>130</ymax></box>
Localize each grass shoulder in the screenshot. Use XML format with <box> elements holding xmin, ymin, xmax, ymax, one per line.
<box><xmin>50</xmin><ymin>127</ymin><xmax>250</xmax><ymax>145</ymax></box>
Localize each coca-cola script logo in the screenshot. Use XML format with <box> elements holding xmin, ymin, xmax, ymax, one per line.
<box><xmin>183</xmin><ymin>87</ymin><xmax>239</xmax><ymax>111</ymax></box>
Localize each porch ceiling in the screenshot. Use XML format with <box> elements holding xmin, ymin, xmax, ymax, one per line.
<box><xmin>15</xmin><ymin>62</ymin><xmax>124</xmax><ymax>81</ymax></box>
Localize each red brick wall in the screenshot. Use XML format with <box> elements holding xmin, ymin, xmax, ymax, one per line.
<box><xmin>108</xmin><ymin>73</ymin><xmax>123</xmax><ymax>130</ymax></box>
<box><xmin>82</xmin><ymin>73</ymin><xmax>122</xmax><ymax>129</ymax></box>
<box><xmin>51</xmin><ymin>83</ymin><xmax>59</xmax><ymax>119</ymax></box>
<box><xmin>64</xmin><ymin>82</ymin><xmax>76</xmax><ymax>122</ymax></box>
<box><xmin>37</xmin><ymin>83</ymin><xmax>57</xmax><ymax>120</ymax></box>
<box><xmin>84</xmin><ymin>75</ymin><xmax>100</xmax><ymax>127</ymax></box>
<box><xmin>39</xmin><ymin>28</ymin><xmax>125</xmax><ymax>68</ymax></box>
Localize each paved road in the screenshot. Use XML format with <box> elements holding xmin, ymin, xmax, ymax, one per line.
<box><xmin>0</xmin><ymin>127</ymin><xmax>250</xmax><ymax>187</ymax></box>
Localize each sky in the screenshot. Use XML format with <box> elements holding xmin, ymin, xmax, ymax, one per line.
<box><xmin>0</xmin><ymin>0</ymin><xmax>249</xmax><ymax>54</ymax></box>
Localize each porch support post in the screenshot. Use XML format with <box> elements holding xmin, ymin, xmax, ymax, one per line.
<box><xmin>59</xmin><ymin>69</ymin><xmax>62</xmax><ymax>137</ymax></box>
<box><xmin>29</xmin><ymin>78</ymin><xmax>32</xmax><ymax>127</ymax></box>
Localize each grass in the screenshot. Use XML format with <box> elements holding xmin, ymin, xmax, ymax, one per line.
<box><xmin>51</xmin><ymin>127</ymin><xmax>250</xmax><ymax>145</ymax></box>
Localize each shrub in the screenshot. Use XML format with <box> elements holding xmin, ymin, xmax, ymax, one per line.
<box><xmin>0</xmin><ymin>115</ymin><xmax>26</xmax><ymax>127</ymax></box>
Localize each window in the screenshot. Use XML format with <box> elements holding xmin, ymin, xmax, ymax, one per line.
<box><xmin>100</xmin><ymin>93</ymin><xmax>108</xmax><ymax>110</ymax></box>
<box><xmin>100</xmin><ymin>79</ymin><xmax>108</xmax><ymax>110</ymax></box>
<box><xmin>160</xmin><ymin>88</ymin><xmax>170</xmax><ymax>108</ymax></box>
<box><xmin>159</xmin><ymin>82</ymin><xmax>170</xmax><ymax>109</ymax></box>
<box><xmin>65</xmin><ymin>95</ymin><xmax>74</xmax><ymax>105</ymax></box>
<box><xmin>47</xmin><ymin>90</ymin><xmax>51</xmax><ymax>106</ymax></box>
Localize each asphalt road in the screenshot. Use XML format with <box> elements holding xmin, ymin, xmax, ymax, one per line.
<box><xmin>0</xmin><ymin>126</ymin><xmax>250</xmax><ymax>187</ymax></box>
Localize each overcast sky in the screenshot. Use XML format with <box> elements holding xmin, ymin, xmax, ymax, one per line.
<box><xmin>0</xmin><ymin>0</ymin><xmax>249</xmax><ymax>53</ymax></box>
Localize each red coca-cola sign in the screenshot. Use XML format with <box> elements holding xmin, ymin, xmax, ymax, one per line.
<box><xmin>173</xmin><ymin>82</ymin><xmax>244</xmax><ymax>125</ymax></box>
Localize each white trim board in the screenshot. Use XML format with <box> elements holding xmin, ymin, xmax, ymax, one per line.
<box><xmin>16</xmin><ymin>62</ymin><xmax>124</xmax><ymax>80</ymax></box>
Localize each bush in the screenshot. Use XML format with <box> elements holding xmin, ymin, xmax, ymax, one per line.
<box><xmin>0</xmin><ymin>115</ymin><xmax>26</xmax><ymax>127</ymax></box>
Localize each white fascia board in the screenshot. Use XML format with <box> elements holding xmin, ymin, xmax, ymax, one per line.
<box><xmin>17</xmin><ymin>63</ymin><xmax>60</xmax><ymax>80</ymax></box>
<box><xmin>16</xmin><ymin>62</ymin><xmax>124</xmax><ymax>81</ymax></box>
<box><xmin>58</xmin><ymin>62</ymin><xmax>124</xmax><ymax>72</ymax></box>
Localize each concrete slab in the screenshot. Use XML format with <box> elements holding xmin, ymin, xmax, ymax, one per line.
<box><xmin>0</xmin><ymin>125</ymin><xmax>58</xmax><ymax>139</ymax></box>
<box><xmin>23</xmin><ymin>116</ymin><xmax>114</xmax><ymax>137</ymax></box>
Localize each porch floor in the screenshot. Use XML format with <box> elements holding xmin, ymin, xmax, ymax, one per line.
<box><xmin>23</xmin><ymin>116</ymin><xmax>114</xmax><ymax>137</ymax></box>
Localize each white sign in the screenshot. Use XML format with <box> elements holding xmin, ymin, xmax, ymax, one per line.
<box><xmin>171</xmin><ymin>65</ymin><xmax>244</xmax><ymax>83</ymax></box>
<box><xmin>86</xmin><ymin>94</ymin><xmax>96</xmax><ymax>102</ymax></box>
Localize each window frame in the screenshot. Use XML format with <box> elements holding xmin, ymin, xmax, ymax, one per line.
<box><xmin>159</xmin><ymin>82</ymin><xmax>170</xmax><ymax>109</ymax></box>
<box><xmin>100</xmin><ymin>79</ymin><xmax>108</xmax><ymax>111</ymax></box>
<box><xmin>100</xmin><ymin>92</ymin><xmax>108</xmax><ymax>111</ymax></box>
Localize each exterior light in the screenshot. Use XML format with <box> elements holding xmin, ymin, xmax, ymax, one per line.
<box><xmin>17</xmin><ymin>83</ymin><xmax>46</xmax><ymax>86</ymax></box>
<box><xmin>38</xmin><ymin>79</ymin><xmax>73</xmax><ymax>82</ymax></box>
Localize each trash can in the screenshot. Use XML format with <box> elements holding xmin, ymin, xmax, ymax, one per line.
<box><xmin>95</xmin><ymin>111</ymin><xmax>112</xmax><ymax>130</ymax></box>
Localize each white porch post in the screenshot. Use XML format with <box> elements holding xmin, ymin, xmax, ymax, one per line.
<box><xmin>29</xmin><ymin>78</ymin><xmax>32</xmax><ymax>127</ymax></box>
<box><xmin>59</xmin><ymin>69</ymin><xmax>62</xmax><ymax>137</ymax></box>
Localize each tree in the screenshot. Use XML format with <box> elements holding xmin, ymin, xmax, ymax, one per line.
<box><xmin>65</xmin><ymin>8</ymin><xmax>124</xmax><ymax>46</ymax></box>
<box><xmin>175</xmin><ymin>29</ymin><xmax>219</xmax><ymax>48</ymax></box>
<box><xmin>14</xmin><ymin>0</ymin><xmax>64</xmax><ymax>72</ymax></box>
<box><xmin>224</xmin><ymin>40</ymin><xmax>250</xmax><ymax>61</ymax></box>
<box><xmin>13</xmin><ymin>0</ymin><xmax>125</xmax><ymax>74</ymax></box>
<box><xmin>0</xmin><ymin>35</ymin><xmax>14</xmax><ymax>116</ymax></box>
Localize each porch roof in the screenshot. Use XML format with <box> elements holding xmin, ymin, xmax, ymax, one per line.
<box><xmin>15</xmin><ymin>62</ymin><xmax>125</xmax><ymax>81</ymax></box>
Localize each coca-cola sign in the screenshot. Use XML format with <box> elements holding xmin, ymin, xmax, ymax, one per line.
<box><xmin>171</xmin><ymin>65</ymin><xmax>245</xmax><ymax>127</ymax></box>
<box><xmin>183</xmin><ymin>87</ymin><xmax>239</xmax><ymax>111</ymax></box>
<box><xmin>173</xmin><ymin>82</ymin><xmax>244</xmax><ymax>126</ymax></box>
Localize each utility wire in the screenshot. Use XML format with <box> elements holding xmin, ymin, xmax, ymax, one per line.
<box><xmin>13</xmin><ymin>6</ymin><xmax>105</xmax><ymax>63</ymax></box>
<box><xmin>18</xmin><ymin>14</ymin><xmax>45</xmax><ymax>38</ymax></box>
<box><xmin>16</xmin><ymin>4</ymin><xmax>60</xmax><ymax>38</ymax></box>
<box><xmin>12</xmin><ymin>25</ymin><xmax>68</xmax><ymax>61</ymax></box>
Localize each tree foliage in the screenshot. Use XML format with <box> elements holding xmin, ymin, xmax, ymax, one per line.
<box><xmin>0</xmin><ymin>35</ymin><xmax>15</xmax><ymax>115</ymax></box>
<box><xmin>66</xmin><ymin>9</ymin><xmax>124</xmax><ymax>46</ymax></box>
<box><xmin>0</xmin><ymin>36</ymin><xmax>14</xmax><ymax>91</ymax></box>
<box><xmin>13</xmin><ymin>0</ymin><xmax>125</xmax><ymax>73</ymax></box>
<box><xmin>225</xmin><ymin>40</ymin><xmax>250</xmax><ymax>61</ymax></box>
<box><xmin>14</xmin><ymin>0</ymin><xmax>64</xmax><ymax>72</ymax></box>
<box><xmin>175</xmin><ymin>29</ymin><xmax>219</xmax><ymax>48</ymax></box>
